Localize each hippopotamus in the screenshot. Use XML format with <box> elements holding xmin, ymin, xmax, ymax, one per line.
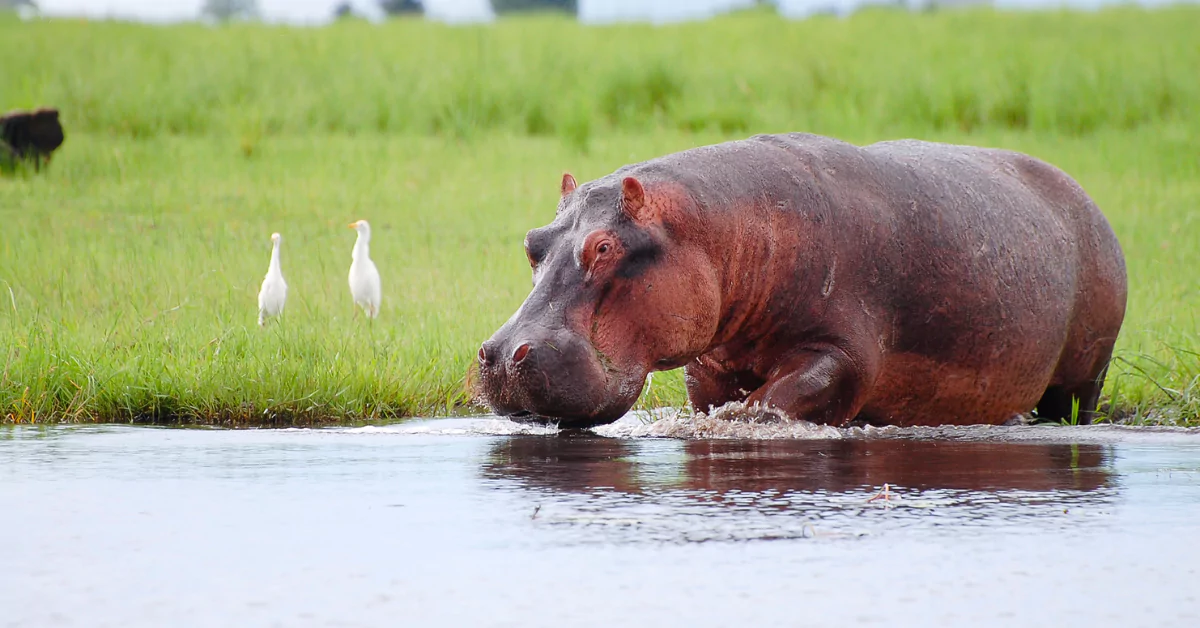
<box><xmin>477</xmin><ymin>133</ymin><xmax>1127</xmax><ymax>429</ymax></box>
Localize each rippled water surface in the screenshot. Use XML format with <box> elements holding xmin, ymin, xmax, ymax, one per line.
<box><xmin>3</xmin><ymin>417</ymin><xmax>1200</xmax><ymax>627</ymax></box>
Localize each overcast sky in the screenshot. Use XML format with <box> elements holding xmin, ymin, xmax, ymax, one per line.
<box><xmin>36</xmin><ymin>1</ymin><xmax>377</xmax><ymax>23</ymax></box>
<box><xmin>31</xmin><ymin>0</ymin><xmax>1192</xmax><ymax>25</ymax></box>
<box><xmin>33</xmin><ymin>0</ymin><xmax>758</xmax><ymax>24</ymax></box>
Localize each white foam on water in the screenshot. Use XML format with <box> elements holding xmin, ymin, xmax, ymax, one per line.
<box><xmin>606</xmin><ymin>404</ymin><xmax>1200</xmax><ymax>443</ymax></box>
<box><xmin>314</xmin><ymin>403</ymin><xmax>1200</xmax><ymax>442</ymax></box>
<box><xmin>336</xmin><ymin>418</ymin><xmax>560</xmax><ymax>437</ymax></box>
<box><xmin>595</xmin><ymin>402</ymin><xmax>845</xmax><ymax>440</ymax></box>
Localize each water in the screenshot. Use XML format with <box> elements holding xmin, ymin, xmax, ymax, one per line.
<box><xmin>3</xmin><ymin>417</ymin><xmax>1200</xmax><ymax>627</ymax></box>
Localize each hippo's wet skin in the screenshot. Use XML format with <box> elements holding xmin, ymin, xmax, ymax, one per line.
<box><xmin>477</xmin><ymin>133</ymin><xmax>1127</xmax><ymax>428</ymax></box>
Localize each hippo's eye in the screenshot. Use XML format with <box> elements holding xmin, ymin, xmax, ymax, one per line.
<box><xmin>580</xmin><ymin>230</ymin><xmax>623</xmax><ymax>280</ymax></box>
<box><xmin>525</xmin><ymin>228</ymin><xmax>551</xmax><ymax>269</ymax></box>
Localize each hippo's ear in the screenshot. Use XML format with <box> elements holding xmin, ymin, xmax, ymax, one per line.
<box><xmin>620</xmin><ymin>176</ymin><xmax>651</xmax><ymax>222</ymax></box>
<box><xmin>561</xmin><ymin>172</ymin><xmax>578</xmax><ymax>197</ymax></box>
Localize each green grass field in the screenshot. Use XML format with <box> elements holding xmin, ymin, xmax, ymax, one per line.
<box><xmin>1</xmin><ymin>7</ymin><xmax>1198</xmax><ymax>426</ymax></box>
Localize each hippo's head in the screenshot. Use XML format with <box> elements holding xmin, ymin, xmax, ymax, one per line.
<box><xmin>477</xmin><ymin>173</ymin><xmax>721</xmax><ymax>428</ymax></box>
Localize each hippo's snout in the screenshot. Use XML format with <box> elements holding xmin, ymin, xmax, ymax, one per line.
<box><xmin>477</xmin><ymin>326</ymin><xmax>637</xmax><ymax>428</ymax></box>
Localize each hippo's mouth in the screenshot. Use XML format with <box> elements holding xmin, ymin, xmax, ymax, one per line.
<box><xmin>503</xmin><ymin>410</ymin><xmax>617</xmax><ymax>430</ymax></box>
<box><xmin>475</xmin><ymin>323</ymin><xmax>649</xmax><ymax>429</ymax></box>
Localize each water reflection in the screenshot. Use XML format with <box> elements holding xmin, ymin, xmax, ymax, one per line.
<box><xmin>481</xmin><ymin>436</ymin><xmax>1118</xmax><ymax>542</ymax></box>
<box><xmin>484</xmin><ymin>436</ymin><xmax>1114</xmax><ymax>493</ymax></box>
<box><xmin>685</xmin><ymin>439</ymin><xmax>1113</xmax><ymax>492</ymax></box>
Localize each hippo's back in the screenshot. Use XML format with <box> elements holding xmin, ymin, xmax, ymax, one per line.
<box><xmin>736</xmin><ymin>133</ymin><xmax>1127</xmax><ymax>424</ymax></box>
<box><xmin>860</xmin><ymin>137</ymin><xmax>1127</xmax><ymax>343</ymax></box>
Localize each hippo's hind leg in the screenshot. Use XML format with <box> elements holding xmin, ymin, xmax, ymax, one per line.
<box><xmin>1035</xmin><ymin>344</ymin><xmax>1116</xmax><ymax>424</ymax></box>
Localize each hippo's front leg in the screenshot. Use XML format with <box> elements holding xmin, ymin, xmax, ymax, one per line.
<box><xmin>684</xmin><ymin>357</ymin><xmax>764</xmax><ymax>414</ymax></box>
<box><xmin>745</xmin><ymin>346</ymin><xmax>874</xmax><ymax>426</ymax></box>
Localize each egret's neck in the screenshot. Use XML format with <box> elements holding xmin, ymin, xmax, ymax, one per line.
<box><xmin>352</xmin><ymin>233</ymin><xmax>370</xmax><ymax>261</ymax></box>
<box><xmin>269</xmin><ymin>241</ymin><xmax>282</xmax><ymax>272</ymax></box>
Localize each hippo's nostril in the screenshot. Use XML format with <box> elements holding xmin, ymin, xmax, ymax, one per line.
<box><xmin>512</xmin><ymin>343</ymin><xmax>531</xmax><ymax>364</ymax></box>
<box><xmin>479</xmin><ymin>341</ymin><xmax>500</xmax><ymax>366</ymax></box>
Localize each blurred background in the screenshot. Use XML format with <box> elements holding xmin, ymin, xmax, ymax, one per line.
<box><xmin>8</xmin><ymin>0</ymin><xmax>1198</xmax><ymax>24</ymax></box>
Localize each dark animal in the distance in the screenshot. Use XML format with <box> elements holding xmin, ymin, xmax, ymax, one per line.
<box><xmin>476</xmin><ymin>132</ymin><xmax>1127</xmax><ymax>429</ymax></box>
<box><xmin>1</xmin><ymin>108</ymin><xmax>66</xmax><ymax>171</ymax></box>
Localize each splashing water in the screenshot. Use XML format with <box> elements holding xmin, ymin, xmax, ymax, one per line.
<box><xmin>595</xmin><ymin>402</ymin><xmax>845</xmax><ymax>439</ymax></box>
<box><xmin>326</xmin><ymin>401</ymin><xmax>1200</xmax><ymax>443</ymax></box>
<box><xmin>340</xmin><ymin>418</ymin><xmax>561</xmax><ymax>437</ymax></box>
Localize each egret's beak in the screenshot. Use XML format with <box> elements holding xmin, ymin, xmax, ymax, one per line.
<box><xmin>347</xmin><ymin>222</ymin><xmax>358</xmax><ymax>229</ymax></box>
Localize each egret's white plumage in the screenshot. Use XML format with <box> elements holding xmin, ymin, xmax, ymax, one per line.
<box><xmin>347</xmin><ymin>219</ymin><xmax>382</xmax><ymax>319</ymax></box>
<box><xmin>257</xmin><ymin>232</ymin><xmax>287</xmax><ymax>326</ymax></box>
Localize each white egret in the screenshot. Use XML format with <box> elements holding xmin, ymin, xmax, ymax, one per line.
<box><xmin>347</xmin><ymin>219</ymin><xmax>381</xmax><ymax>319</ymax></box>
<box><xmin>257</xmin><ymin>232</ymin><xmax>287</xmax><ymax>326</ymax></box>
